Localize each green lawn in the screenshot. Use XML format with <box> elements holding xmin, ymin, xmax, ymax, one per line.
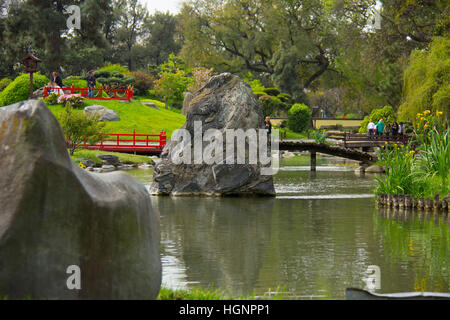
<box><xmin>47</xmin><ymin>99</ymin><xmax>186</xmax><ymax>138</ymax></box>
<box><xmin>70</xmin><ymin>149</ymin><xmax>154</xmax><ymax>166</ymax></box>
<box><xmin>158</xmin><ymin>286</ymin><xmax>285</xmax><ymax>300</ymax></box>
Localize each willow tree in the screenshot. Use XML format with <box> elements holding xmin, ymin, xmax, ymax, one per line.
<box><xmin>398</xmin><ymin>37</ymin><xmax>449</xmax><ymax>122</ymax></box>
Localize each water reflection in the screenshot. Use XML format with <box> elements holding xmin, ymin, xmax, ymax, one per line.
<box><xmin>127</xmin><ymin>155</ymin><xmax>449</xmax><ymax>299</ymax></box>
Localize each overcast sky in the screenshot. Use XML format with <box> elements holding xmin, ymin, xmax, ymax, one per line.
<box><xmin>142</xmin><ymin>0</ymin><xmax>185</xmax><ymax>14</ymax></box>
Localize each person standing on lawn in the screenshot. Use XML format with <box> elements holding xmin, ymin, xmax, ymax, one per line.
<box><xmin>87</xmin><ymin>70</ymin><xmax>96</xmax><ymax>98</ymax></box>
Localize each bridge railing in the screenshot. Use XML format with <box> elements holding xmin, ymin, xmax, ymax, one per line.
<box><xmin>44</xmin><ymin>86</ymin><xmax>134</xmax><ymax>101</ymax></box>
<box><xmin>74</xmin><ymin>130</ymin><xmax>167</xmax><ymax>153</ymax></box>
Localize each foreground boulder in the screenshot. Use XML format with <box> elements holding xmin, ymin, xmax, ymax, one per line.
<box><xmin>0</xmin><ymin>100</ymin><xmax>161</xmax><ymax>300</ymax></box>
<box><xmin>150</xmin><ymin>73</ymin><xmax>275</xmax><ymax>196</ymax></box>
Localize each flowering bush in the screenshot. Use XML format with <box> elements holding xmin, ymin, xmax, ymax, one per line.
<box><xmin>58</xmin><ymin>93</ymin><xmax>85</xmax><ymax>108</ymax></box>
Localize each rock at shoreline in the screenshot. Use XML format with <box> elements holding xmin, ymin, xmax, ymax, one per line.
<box><xmin>150</xmin><ymin>73</ymin><xmax>275</xmax><ymax>196</ymax></box>
<box><xmin>84</xmin><ymin>105</ymin><xmax>119</xmax><ymax>122</ymax></box>
<box><xmin>0</xmin><ymin>100</ymin><xmax>161</xmax><ymax>300</ymax></box>
<box><xmin>96</xmin><ymin>154</ymin><xmax>120</xmax><ymax>166</ymax></box>
<box><xmin>366</xmin><ymin>165</ymin><xmax>385</xmax><ymax>173</ymax></box>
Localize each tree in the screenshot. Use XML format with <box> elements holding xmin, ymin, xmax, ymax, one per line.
<box><xmin>398</xmin><ymin>37</ymin><xmax>449</xmax><ymax>122</ymax></box>
<box><xmin>179</xmin><ymin>0</ymin><xmax>375</xmax><ymax>101</ymax></box>
<box><xmin>144</xmin><ymin>11</ymin><xmax>182</xmax><ymax>65</ymax></box>
<box><xmin>59</xmin><ymin>103</ymin><xmax>105</xmax><ymax>156</ymax></box>
<box><xmin>112</xmin><ymin>0</ymin><xmax>148</xmax><ymax>70</ymax></box>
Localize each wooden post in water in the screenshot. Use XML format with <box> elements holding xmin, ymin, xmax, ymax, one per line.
<box><xmin>434</xmin><ymin>194</ymin><xmax>440</xmax><ymax>211</ymax></box>
<box><xmin>398</xmin><ymin>195</ymin><xmax>405</xmax><ymax>209</ymax></box>
<box><xmin>418</xmin><ymin>198</ymin><xmax>424</xmax><ymax>210</ymax></box>
<box><xmin>310</xmin><ymin>151</ymin><xmax>316</xmax><ymax>172</ymax></box>
<box><xmin>405</xmin><ymin>195</ymin><xmax>412</xmax><ymax>208</ymax></box>
<box><xmin>425</xmin><ymin>198</ymin><xmax>432</xmax><ymax>211</ymax></box>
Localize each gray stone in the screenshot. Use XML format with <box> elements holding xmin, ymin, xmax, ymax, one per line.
<box><xmin>33</xmin><ymin>87</ymin><xmax>45</xmax><ymax>99</ymax></box>
<box><xmin>142</xmin><ymin>102</ymin><xmax>160</xmax><ymax>110</ymax></box>
<box><xmin>84</xmin><ymin>105</ymin><xmax>119</xmax><ymax>121</ymax></box>
<box><xmin>96</xmin><ymin>154</ymin><xmax>120</xmax><ymax>166</ymax></box>
<box><xmin>366</xmin><ymin>165</ymin><xmax>385</xmax><ymax>173</ymax></box>
<box><xmin>76</xmin><ymin>158</ymin><xmax>97</xmax><ymax>168</ymax></box>
<box><xmin>101</xmin><ymin>164</ymin><xmax>117</xmax><ymax>172</ymax></box>
<box><xmin>181</xmin><ymin>92</ymin><xmax>194</xmax><ymax>115</ymax></box>
<box><xmin>0</xmin><ymin>100</ymin><xmax>161</xmax><ymax>300</ymax></box>
<box><xmin>150</xmin><ymin>73</ymin><xmax>275</xmax><ymax>196</ymax></box>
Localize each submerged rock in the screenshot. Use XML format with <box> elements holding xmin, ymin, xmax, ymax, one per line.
<box><xmin>150</xmin><ymin>73</ymin><xmax>275</xmax><ymax>196</ymax></box>
<box><xmin>0</xmin><ymin>100</ymin><xmax>161</xmax><ymax>300</ymax></box>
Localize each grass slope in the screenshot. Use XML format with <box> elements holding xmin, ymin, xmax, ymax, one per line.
<box><xmin>47</xmin><ymin>99</ymin><xmax>186</xmax><ymax>138</ymax></box>
<box><xmin>71</xmin><ymin>149</ymin><xmax>154</xmax><ymax>165</ymax></box>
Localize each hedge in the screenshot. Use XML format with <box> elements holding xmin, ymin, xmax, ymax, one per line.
<box><xmin>0</xmin><ymin>73</ymin><xmax>49</xmax><ymax>107</ymax></box>
<box><xmin>288</xmin><ymin>103</ymin><xmax>311</xmax><ymax>133</ymax></box>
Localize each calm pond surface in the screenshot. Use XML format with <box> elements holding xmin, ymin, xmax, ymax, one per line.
<box><xmin>127</xmin><ymin>154</ymin><xmax>449</xmax><ymax>299</ymax></box>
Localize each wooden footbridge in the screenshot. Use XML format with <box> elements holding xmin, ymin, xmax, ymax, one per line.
<box><xmin>279</xmin><ymin>133</ymin><xmax>411</xmax><ymax>171</ymax></box>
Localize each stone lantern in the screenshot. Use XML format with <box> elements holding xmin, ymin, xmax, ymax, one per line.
<box><xmin>21</xmin><ymin>47</ymin><xmax>41</xmax><ymax>99</ymax></box>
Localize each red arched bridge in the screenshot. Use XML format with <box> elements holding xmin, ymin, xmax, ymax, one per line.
<box><xmin>76</xmin><ymin>130</ymin><xmax>166</xmax><ymax>155</ymax></box>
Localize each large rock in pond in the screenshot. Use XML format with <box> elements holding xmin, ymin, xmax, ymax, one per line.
<box><xmin>0</xmin><ymin>100</ymin><xmax>161</xmax><ymax>300</ymax></box>
<box><xmin>150</xmin><ymin>73</ymin><xmax>275</xmax><ymax>196</ymax></box>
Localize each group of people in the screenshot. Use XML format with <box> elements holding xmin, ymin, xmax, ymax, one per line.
<box><xmin>367</xmin><ymin>119</ymin><xmax>405</xmax><ymax>139</ymax></box>
<box><xmin>46</xmin><ymin>70</ymin><xmax>97</xmax><ymax>98</ymax></box>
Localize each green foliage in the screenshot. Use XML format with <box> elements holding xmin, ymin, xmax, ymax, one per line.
<box><xmin>288</xmin><ymin>103</ymin><xmax>312</xmax><ymax>133</ymax></box>
<box><xmin>130</xmin><ymin>71</ymin><xmax>153</xmax><ymax>96</ymax></box>
<box><xmin>57</xmin><ymin>103</ymin><xmax>105</xmax><ymax>156</ymax></box>
<box><xmin>71</xmin><ymin>149</ymin><xmax>154</xmax><ymax>165</ymax></box>
<box><xmin>277</xmin><ymin>93</ymin><xmax>292</xmax><ymax>102</ymax></box>
<box><xmin>94</xmin><ymin>70</ymin><xmax>111</xmax><ymax>78</ymax></box>
<box><xmin>399</xmin><ymin>37</ymin><xmax>450</xmax><ymax>121</ymax></box>
<box><xmin>97</xmin><ymin>64</ymin><xmax>130</xmax><ymax>75</ymax></box>
<box><xmin>263</xmin><ymin>87</ymin><xmax>281</xmax><ymax>96</ymax></box>
<box><xmin>0</xmin><ymin>73</ymin><xmax>49</xmax><ymax>107</ymax></box>
<box><xmin>154</xmin><ymin>54</ymin><xmax>192</xmax><ymax>108</ymax></box>
<box><xmin>359</xmin><ymin>106</ymin><xmax>396</xmax><ymax>133</ymax></box>
<box><xmin>375</xmin><ymin>144</ymin><xmax>416</xmax><ymax>195</ymax></box>
<box><xmin>418</xmin><ymin>127</ymin><xmax>450</xmax><ymax>194</ymax></box>
<box><xmin>259</xmin><ymin>95</ymin><xmax>286</xmax><ymax>116</ymax></box>
<box><xmin>111</xmin><ymin>71</ymin><xmax>124</xmax><ymax>78</ymax></box>
<box><xmin>43</xmin><ymin>92</ymin><xmax>59</xmax><ymax>105</ymax></box>
<box><xmin>0</xmin><ymin>78</ymin><xmax>12</xmax><ymax>92</ymax></box>
<box><xmin>313</xmin><ymin>129</ymin><xmax>329</xmax><ymax>144</ymax></box>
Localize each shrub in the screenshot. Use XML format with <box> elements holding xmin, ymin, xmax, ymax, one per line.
<box><xmin>130</xmin><ymin>71</ymin><xmax>153</xmax><ymax>96</ymax></box>
<box><xmin>58</xmin><ymin>103</ymin><xmax>105</xmax><ymax>156</ymax></box>
<box><xmin>259</xmin><ymin>95</ymin><xmax>285</xmax><ymax>117</ymax></box>
<box><xmin>123</xmin><ymin>76</ymin><xmax>136</xmax><ymax>85</ymax></box>
<box><xmin>43</xmin><ymin>92</ymin><xmax>59</xmax><ymax>105</ymax></box>
<box><xmin>111</xmin><ymin>71</ymin><xmax>124</xmax><ymax>78</ymax></box>
<box><xmin>57</xmin><ymin>93</ymin><xmax>85</xmax><ymax>108</ymax></box>
<box><xmin>254</xmin><ymin>91</ymin><xmax>266</xmax><ymax>98</ymax></box>
<box><xmin>0</xmin><ymin>78</ymin><xmax>12</xmax><ymax>92</ymax></box>
<box><xmin>263</xmin><ymin>87</ymin><xmax>281</xmax><ymax>96</ymax></box>
<box><xmin>154</xmin><ymin>69</ymin><xmax>192</xmax><ymax>108</ymax></box>
<box><xmin>97</xmin><ymin>64</ymin><xmax>130</xmax><ymax>75</ymax></box>
<box><xmin>94</xmin><ymin>70</ymin><xmax>111</xmax><ymax>78</ymax></box>
<box><xmin>0</xmin><ymin>72</ymin><xmax>49</xmax><ymax>107</ymax></box>
<box><xmin>96</xmin><ymin>77</ymin><xmax>108</xmax><ymax>85</ymax></box>
<box><xmin>313</xmin><ymin>129</ymin><xmax>328</xmax><ymax>144</ymax></box>
<box><xmin>277</xmin><ymin>93</ymin><xmax>292</xmax><ymax>102</ymax></box>
<box><xmin>64</xmin><ymin>78</ymin><xmax>88</xmax><ymax>89</ymax></box>
<box><xmin>288</xmin><ymin>103</ymin><xmax>311</xmax><ymax>133</ymax></box>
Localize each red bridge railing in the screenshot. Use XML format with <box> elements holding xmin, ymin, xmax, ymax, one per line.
<box><xmin>44</xmin><ymin>86</ymin><xmax>134</xmax><ymax>101</ymax></box>
<box><xmin>76</xmin><ymin>130</ymin><xmax>166</xmax><ymax>153</ymax></box>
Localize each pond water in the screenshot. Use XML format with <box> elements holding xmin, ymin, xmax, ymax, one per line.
<box><xmin>127</xmin><ymin>154</ymin><xmax>449</xmax><ymax>299</ymax></box>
